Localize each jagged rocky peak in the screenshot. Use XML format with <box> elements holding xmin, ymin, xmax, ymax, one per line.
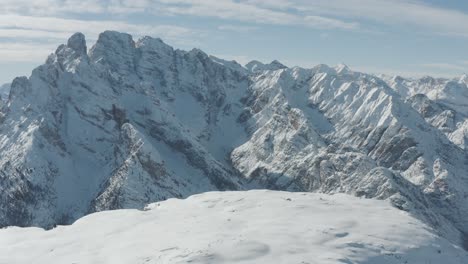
<box><xmin>96</xmin><ymin>30</ymin><xmax>135</xmax><ymax>47</ymax></box>
<box><xmin>392</xmin><ymin>75</ymin><xmax>404</xmax><ymax>82</ymax></box>
<box><xmin>269</xmin><ymin>59</ymin><xmax>287</xmax><ymax>68</ymax></box>
<box><xmin>67</xmin><ymin>32</ymin><xmax>87</xmax><ymax>55</ymax></box>
<box><xmin>187</xmin><ymin>48</ymin><xmax>212</xmax><ymax>62</ymax></box>
<box><xmin>334</xmin><ymin>63</ymin><xmax>351</xmax><ymax>74</ymax></box>
<box><xmin>137</xmin><ymin>35</ymin><xmax>164</xmax><ymax>45</ymax></box>
<box><xmin>89</xmin><ymin>30</ymin><xmax>136</xmax><ymax>66</ymax></box>
<box><xmin>311</xmin><ymin>63</ymin><xmax>334</xmax><ymax>74</ymax></box>
<box><xmin>245</xmin><ymin>59</ymin><xmax>287</xmax><ymax>73</ymax></box>
<box><xmin>136</xmin><ymin>35</ymin><xmax>173</xmax><ymax>54</ymax></box>
<box><xmin>8</xmin><ymin>76</ymin><xmax>30</xmax><ymax>101</ymax></box>
<box><xmin>460</xmin><ymin>73</ymin><xmax>468</xmax><ymax>84</ymax></box>
<box><xmin>418</xmin><ymin>75</ymin><xmax>437</xmax><ymax>85</ymax></box>
<box><xmin>209</xmin><ymin>55</ymin><xmax>248</xmax><ymax>74</ymax></box>
<box><xmin>244</xmin><ymin>60</ymin><xmax>261</xmax><ymax>71</ymax></box>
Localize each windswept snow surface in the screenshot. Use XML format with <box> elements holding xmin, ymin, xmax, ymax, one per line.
<box><xmin>1</xmin><ymin>191</ymin><xmax>466</xmax><ymax>264</ymax></box>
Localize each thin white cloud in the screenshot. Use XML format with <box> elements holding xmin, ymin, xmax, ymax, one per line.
<box><xmin>154</xmin><ymin>0</ymin><xmax>359</xmax><ymax>30</ymax></box>
<box><xmin>0</xmin><ymin>15</ymin><xmax>195</xmax><ymax>41</ymax></box>
<box><xmin>0</xmin><ymin>29</ymin><xmax>72</xmax><ymax>40</ymax></box>
<box><xmin>217</xmin><ymin>25</ymin><xmax>259</xmax><ymax>33</ymax></box>
<box><xmin>354</xmin><ymin>65</ymin><xmax>462</xmax><ymax>79</ymax></box>
<box><xmin>281</xmin><ymin>0</ymin><xmax>468</xmax><ymax>37</ymax></box>
<box><xmin>0</xmin><ymin>43</ymin><xmax>56</xmax><ymax>61</ymax></box>
<box><xmin>304</xmin><ymin>15</ymin><xmax>358</xmax><ymax>30</ymax></box>
<box><xmin>0</xmin><ymin>0</ymin><xmax>360</xmax><ymax>31</ymax></box>
<box><xmin>159</xmin><ymin>0</ymin><xmax>468</xmax><ymax>36</ymax></box>
<box><xmin>0</xmin><ymin>0</ymin><xmax>106</xmax><ymax>15</ymax></box>
<box><xmin>2</xmin><ymin>1</ymin><xmax>468</xmax><ymax>36</ymax></box>
<box><xmin>420</xmin><ymin>63</ymin><xmax>467</xmax><ymax>72</ymax></box>
<box><xmin>0</xmin><ymin>14</ymin><xmax>201</xmax><ymax>61</ymax></box>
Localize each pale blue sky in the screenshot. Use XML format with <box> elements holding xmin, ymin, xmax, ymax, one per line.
<box><xmin>0</xmin><ymin>0</ymin><xmax>467</xmax><ymax>84</ymax></box>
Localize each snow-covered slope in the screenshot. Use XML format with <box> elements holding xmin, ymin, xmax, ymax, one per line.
<box><xmin>1</xmin><ymin>190</ymin><xmax>466</xmax><ymax>264</ymax></box>
<box><xmin>0</xmin><ymin>32</ymin><xmax>249</xmax><ymax>228</ymax></box>
<box><xmin>383</xmin><ymin>74</ymin><xmax>468</xmax><ymax>149</ymax></box>
<box><xmin>233</xmin><ymin>65</ymin><xmax>468</xmax><ymax>246</ymax></box>
<box><xmin>0</xmin><ymin>31</ymin><xmax>467</xmax><ymax>250</ymax></box>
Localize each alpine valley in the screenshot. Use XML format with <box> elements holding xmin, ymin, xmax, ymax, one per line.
<box><xmin>1</xmin><ymin>31</ymin><xmax>468</xmax><ymax>255</ymax></box>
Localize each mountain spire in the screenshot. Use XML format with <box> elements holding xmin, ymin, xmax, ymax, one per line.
<box><xmin>67</xmin><ymin>32</ymin><xmax>87</xmax><ymax>56</ymax></box>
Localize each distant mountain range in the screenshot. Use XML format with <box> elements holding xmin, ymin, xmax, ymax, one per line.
<box><xmin>0</xmin><ymin>31</ymin><xmax>467</xmax><ymax>249</ymax></box>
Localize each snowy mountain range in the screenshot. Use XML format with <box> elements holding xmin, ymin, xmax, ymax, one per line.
<box><xmin>0</xmin><ymin>31</ymin><xmax>467</xmax><ymax>250</ymax></box>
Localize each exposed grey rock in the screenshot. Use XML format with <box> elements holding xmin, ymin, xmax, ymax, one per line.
<box><xmin>67</xmin><ymin>32</ymin><xmax>87</xmax><ymax>56</ymax></box>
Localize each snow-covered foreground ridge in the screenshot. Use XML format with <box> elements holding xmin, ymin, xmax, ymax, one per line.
<box><xmin>1</xmin><ymin>31</ymin><xmax>468</xmax><ymax>249</ymax></box>
<box><xmin>1</xmin><ymin>191</ymin><xmax>467</xmax><ymax>264</ymax></box>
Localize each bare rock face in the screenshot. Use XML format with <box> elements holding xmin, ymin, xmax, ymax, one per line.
<box><xmin>0</xmin><ymin>83</ymin><xmax>10</xmax><ymax>102</ymax></box>
<box><xmin>0</xmin><ymin>31</ymin><xmax>468</xmax><ymax>248</ymax></box>
<box><xmin>67</xmin><ymin>32</ymin><xmax>87</xmax><ymax>56</ymax></box>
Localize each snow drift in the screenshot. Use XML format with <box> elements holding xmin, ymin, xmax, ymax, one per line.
<box><xmin>1</xmin><ymin>190</ymin><xmax>467</xmax><ymax>264</ymax></box>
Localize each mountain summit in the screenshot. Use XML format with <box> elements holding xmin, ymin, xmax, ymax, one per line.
<box><xmin>1</xmin><ymin>31</ymin><xmax>468</xmax><ymax>249</ymax></box>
